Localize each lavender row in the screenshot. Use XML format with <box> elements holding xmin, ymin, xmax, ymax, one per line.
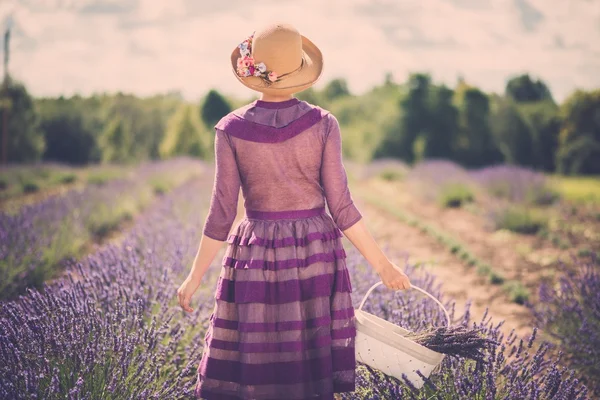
<box><xmin>0</xmin><ymin>157</ymin><xmax>205</xmax><ymax>300</ymax></box>
<box><xmin>0</xmin><ymin>174</ymin><xmax>217</xmax><ymax>399</ymax></box>
<box><xmin>405</xmin><ymin>160</ymin><xmax>558</xmax><ymax>205</ymax></box>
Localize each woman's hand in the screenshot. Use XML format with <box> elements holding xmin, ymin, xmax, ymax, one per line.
<box><xmin>377</xmin><ymin>262</ymin><xmax>411</xmax><ymax>291</ymax></box>
<box><xmin>177</xmin><ymin>276</ymin><xmax>202</xmax><ymax>312</ymax></box>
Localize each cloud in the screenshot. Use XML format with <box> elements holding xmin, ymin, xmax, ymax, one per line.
<box><xmin>1</xmin><ymin>0</ymin><xmax>599</xmax><ymax>103</ymax></box>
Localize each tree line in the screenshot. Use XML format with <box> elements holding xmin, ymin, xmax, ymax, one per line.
<box><xmin>0</xmin><ymin>73</ymin><xmax>599</xmax><ymax>175</ymax></box>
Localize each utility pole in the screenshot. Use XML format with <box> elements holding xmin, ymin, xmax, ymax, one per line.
<box><xmin>2</xmin><ymin>24</ymin><xmax>10</xmax><ymax>165</ymax></box>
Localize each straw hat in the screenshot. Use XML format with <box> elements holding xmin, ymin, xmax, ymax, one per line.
<box><xmin>230</xmin><ymin>23</ymin><xmax>323</xmax><ymax>95</ymax></box>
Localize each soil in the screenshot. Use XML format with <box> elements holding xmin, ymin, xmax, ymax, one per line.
<box><xmin>351</xmin><ymin>179</ymin><xmax>536</xmax><ymax>341</ymax></box>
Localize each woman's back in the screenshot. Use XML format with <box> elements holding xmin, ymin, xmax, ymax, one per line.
<box><xmin>202</xmin><ymin>97</ymin><xmax>362</xmax><ymax>242</ymax></box>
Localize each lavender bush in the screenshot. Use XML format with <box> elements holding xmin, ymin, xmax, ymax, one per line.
<box><xmin>0</xmin><ymin>157</ymin><xmax>204</xmax><ymax>300</ymax></box>
<box><xmin>531</xmin><ymin>256</ymin><xmax>600</xmax><ymax>396</ymax></box>
<box><xmin>405</xmin><ymin>160</ymin><xmax>476</xmax><ymax>205</ymax></box>
<box><xmin>345</xmin><ymin>254</ymin><xmax>589</xmax><ymax>399</ymax></box>
<box><xmin>470</xmin><ymin>164</ymin><xmax>560</xmax><ymax>205</ymax></box>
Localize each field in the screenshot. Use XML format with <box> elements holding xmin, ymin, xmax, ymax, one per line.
<box><xmin>1</xmin><ymin>159</ymin><xmax>598</xmax><ymax>399</ymax></box>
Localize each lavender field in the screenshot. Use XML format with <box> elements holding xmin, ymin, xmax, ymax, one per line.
<box><xmin>0</xmin><ymin>158</ymin><xmax>203</xmax><ymax>300</ymax></box>
<box><xmin>1</xmin><ymin>159</ymin><xmax>598</xmax><ymax>399</ymax></box>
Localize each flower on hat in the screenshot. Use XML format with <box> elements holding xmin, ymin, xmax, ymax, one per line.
<box><xmin>235</xmin><ymin>32</ymin><xmax>280</xmax><ymax>85</ymax></box>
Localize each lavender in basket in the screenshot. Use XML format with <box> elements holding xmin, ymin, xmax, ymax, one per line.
<box><xmin>404</xmin><ymin>324</ymin><xmax>500</xmax><ymax>361</ymax></box>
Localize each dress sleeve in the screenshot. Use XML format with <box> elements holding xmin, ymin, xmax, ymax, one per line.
<box><xmin>320</xmin><ymin>114</ymin><xmax>363</xmax><ymax>231</ymax></box>
<box><xmin>202</xmin><ymin>129</ymin><xmax>241</xmax><ymax>241</ymax></box>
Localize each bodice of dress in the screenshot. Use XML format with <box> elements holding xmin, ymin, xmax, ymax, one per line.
<box><xmin>202</xmin><ymin>97</ymin><xmax>363</xmax><ymax>241</ymax></box>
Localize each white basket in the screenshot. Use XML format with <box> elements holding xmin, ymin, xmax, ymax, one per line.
<box><xmin>354</xmin><ymin>281</ymin><xmax>451</xmax><ymax>389</ymax></box>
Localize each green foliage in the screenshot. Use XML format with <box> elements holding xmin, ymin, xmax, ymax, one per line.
<box><xmin>0</xmin><ymin>78</ymin><xmax>45</xmax><ymax>163</ymax></box>
<box><xmin>200</xmin><ymin>89</ymin><xmax>232</xmax><ymax>128</ymax></box>
<box><xmin>99</xmin><ymin>117</ymin><xmax>132</xmax><ymax>163</ymax></box>
<box><xmin>455</xmin><ymin>86</ymin><xmax>503</xmax><ymax>167</ymax></box>
<box><xmin>379</xmin><ymin>169</ymin><xmax>405</xmax><ymax>181</ymax></box>
<box><xmin>551</xmin><ymin>175</ymin><xmax>600</xmax><ymax>205</ymax></box>
<box><xmin>557</xmin><ymin>89</ymin><xmax>600</xmax><ymax>175</ymax></box>
<box><xmin>295</xmin><ymin>88</ymin><xmax>324</xmax><ymax>105</ymax></box>
<box><xmin>505</xmin><ymin>74</ymin><xmax>553</xmax><ymax>103</ymax></box>
<box><xmin>502</xmin><ymin>281</ymin><xmax>529</xmax><ymax>304</ymax></box>
<box><xmin>423</xmin><ymin>85</ymin><xmax>459</xmax><ymax>160</ymax></box>
<box><xmin>375</xmin><ymin>73</ymin><xmax>431</xmax><ymax>163</ymax></box>
<box><xmin>160</xmin><ymin>104</ymin><xmax>209</xmax><ymax>159</ymax></box>
<box><xmin>489</xmin><ymin>271</ymin><xmax>505</xmax><ymax>285</ymax></box>
<box><xmin>21</xmin><ymin>181</ymin><xmax>40</xmax><ymax>194</ymax></box>
<box><xmin>438</xmin><ymin>183</ymin><xmax>475</xmax><ymax>208</ymax></box>
<box><xmin>322</xmin><ymin>78</ymin><xmax>351</xmax><ymax>102</ymax></box>
<box><xmin>494</xmin><ymin>206</ymin><xmax>548</xmax><ymax>234</ymax></box>
<box><xmin>2</xmin><ymin>70</ymin><xmax>598</xmax><ymax>175</ymax></box>
<box><xmin>519</xmin><ymin>101</ymin><xmax>561</xmax><ymax>171</ymax></box>
<box><xmin>37</xmin><ymin>97</ymin><xmax>99</xmax><ymax>165</ymax></box>
<box><xmin>86</xmin><ymin>202</ymin><xmax>134</xmax><ymax>239</ymax></box>
<box><xmin>490</xmin><ymin>99</ymin><xmax>535</xmax><ymax>166</ymax></box>
<box><xmin>56</xmin><ymin>173</ymin><xmax>77</xmax><ymax>184</ymax></box>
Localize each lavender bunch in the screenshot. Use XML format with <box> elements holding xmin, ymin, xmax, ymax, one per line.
<box><xmin>403</xmin><ymin>325</ymin><xmax>500</xmax><ymax>362</ymax></box>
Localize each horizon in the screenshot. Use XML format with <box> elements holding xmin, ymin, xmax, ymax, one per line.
<box><xmin>2</xmin><ymin>0</ymin><xmax>599</xmax><ymax>103</ymax></box>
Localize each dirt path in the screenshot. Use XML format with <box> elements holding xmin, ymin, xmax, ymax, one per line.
<box><xmin>351</xmin><ymin>181</ymin><xmax>535</xmax><ymax>341</ymax></box>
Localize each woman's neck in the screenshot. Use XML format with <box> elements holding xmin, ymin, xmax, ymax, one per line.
<box><xmin>259</xmin><ymin>93</ymin><xmax>294</xmax><ymax>102</ymax></box>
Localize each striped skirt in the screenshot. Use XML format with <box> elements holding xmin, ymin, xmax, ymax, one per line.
<box><xmin>195</xmin><ymin>206</ymin><xmax>356</xmax><ymax>400</ymax></box>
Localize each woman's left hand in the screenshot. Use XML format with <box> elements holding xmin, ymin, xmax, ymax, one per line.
<box><xmin>177</xmin><ymin>276</ymin><xmax>201</xmax><ymax>312</ymax></box>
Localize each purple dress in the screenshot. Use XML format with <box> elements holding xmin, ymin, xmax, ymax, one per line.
<box><xmin>195</xmin><ymin>97</ymin><xmax>363</xmax><ymax>400</ymax></box>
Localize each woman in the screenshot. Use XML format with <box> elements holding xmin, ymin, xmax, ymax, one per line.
<box><xmin>178</xmin><ymin>22</ymin><xmax>411</xmax><ymax>400</ymax></box>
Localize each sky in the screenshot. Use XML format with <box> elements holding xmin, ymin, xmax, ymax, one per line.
<box><xmin>1</xmin><ymin>0</ymin><xmax>599</xmax><ymax>103</ymax></box>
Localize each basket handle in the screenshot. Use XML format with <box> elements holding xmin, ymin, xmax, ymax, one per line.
<box><xmin>358</xmin><ymin>281</ymin><xmax>451</xmax><ymax>328</ymax></box>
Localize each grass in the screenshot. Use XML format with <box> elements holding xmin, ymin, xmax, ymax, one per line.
<box><xmin>21</xmin><ymin>181</ymin><xmax>40</xmax><ymax>194</ymax></box>
<box><xmin>550</xmin><ymin>175</ymin><xmax>600</xmax><ymax>205</ymax></box>
<box><xmin>379</xmin><ymin>169</ymin><xmax>405</xmax><ymax>182</ymax></box>
<box><xmin>437</xmin><ymin>183</ymin><xmax>475</xmax><ymax>208</ymax></box>
<box><xmin>493</xmin><ymin>206</ymin><xmax>548</xmax><ymax>235</ymax></box>
<box><xmin>501</xmin><ymin>281</ymin><xmax>529</xmax><ymax>305</ymax></box>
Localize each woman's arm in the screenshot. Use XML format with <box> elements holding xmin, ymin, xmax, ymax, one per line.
<box><xmin>178</xmin><ymin>235</ymin><xmax>224</xmax><ymax>312</ymax></box>
<box><xmin>178</xmin><ymin>129</ymin><xmax>241</xmax><ymax>312</ymax></box>
<box><xmin>320</xmin><ymin>114</ymin><xmax>410</xmax><ymax>290</ymax></box>
<box><xmin>342</xmin><ymin>219</ymin><xmax>411</xmax><ymax>290</ymax></box>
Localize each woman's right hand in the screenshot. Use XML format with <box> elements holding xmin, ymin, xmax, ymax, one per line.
<box><xmin>377</xmin><ymin>262</ymin><xmax>411</xmax><ymax>290</ymax></box>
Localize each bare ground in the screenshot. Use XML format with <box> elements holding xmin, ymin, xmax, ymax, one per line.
<box><xmin>352</xmin><ymin>179</ymin><xmax>536</xmax><ymax>341</ymax></box>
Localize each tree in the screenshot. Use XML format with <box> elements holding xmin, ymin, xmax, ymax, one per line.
<box><xmin>505</xmin><ymin>74</ymin><xmax>553</xmax><ymax>103</ymax></box>
<box><xmin>322</xmin><ymin>78</ymin><xmax>351</xmax><ymax>102</ymax></box>
<box><xmin>200</xmin><ymin>90</ymin><xmax>231</xmax><ymax>128</ymax></box>
<box><xmin>99</xmin><ymin>117</ymin><xmax>132</xmax><ymax>163</ymax></box>
<box><xmin>490</xmin><ymin>99</ymin><xmax>534</xmax><ymax>166</ymax></box>
<box><xmin>160</xmin><ymin>104</ymin><xmax>208</xmax><ymax>159</ymax></box>
<box><xmin>375</xmin><ymin>73</ymin><xmax>431</xmax><ymax>163</ymax></box>
<box><xmin>519</xmin><ymin>101</ymin><xmax>560</xmax><ymax>171</ymax></box>
<box><xmin>455</xmin><ymin>87</ymin><xmax>503</xmax><ymax>167</ymax></box>
<box><xmin>423</xmin><ymin>85</ymin><xmax>459</xmax><ymax>160</ymax></box>
<box><xmin>295</xmin><ymin>87</ymin><xmax>322</xmax><ymax>105</ymax></box>
<box><xmin>0</xmin><ymin>79</ymin><xmax>45</xmax><ymax>163</ymax></box>
<box><xmin>556</xmin><ymin>89</ymin><xmax>600</xmax><ymax>175</ymax></box>
<box><xmin>38</xmin><ymin>98</ymin><xmax>98</xmax><ymax>164</ymax></box>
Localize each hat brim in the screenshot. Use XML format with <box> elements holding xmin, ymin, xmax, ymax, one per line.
<box><xmin>230</xmin><ymin>35</ymin><xmax>323</xmax><ymax>95</ymax></box>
